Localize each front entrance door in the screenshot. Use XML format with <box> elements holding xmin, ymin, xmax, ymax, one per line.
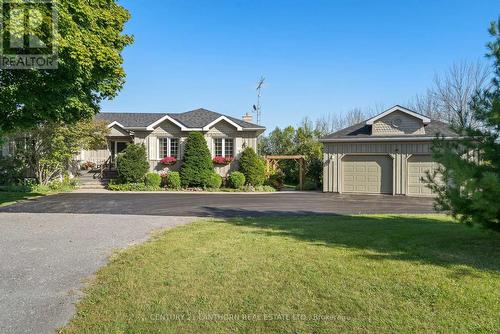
<box><xmin>110</xmin><ymin>141</ymin><xmax>129</xmax><ymax>162</ymax></box>
<box><xmin>116</xmin><ymin>142</ymin><xmax>128</xmax><ymax>154</ymax></box>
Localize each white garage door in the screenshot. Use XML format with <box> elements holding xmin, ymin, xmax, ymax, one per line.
<box><xmin>342</xmin><ymin>155</ymin><xmax>393</xmax><ymax>194</ymax></box>
<box><xmin>407</xmin><ymin>155</ymin><xmax>441</xmax><ymax>196</ymax></box>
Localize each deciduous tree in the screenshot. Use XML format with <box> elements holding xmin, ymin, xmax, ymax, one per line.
<box><xmin>0</xmin><ymin>0</ymin><xmax>133</xmax><ymax>132</ymax></box>
<box><xmin>14</xmin><ymin>119</ymin><xmax>109</xmax><ymax>185</ymax></box>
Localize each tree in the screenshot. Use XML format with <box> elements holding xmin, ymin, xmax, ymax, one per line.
<box><xmin>313</xmin><ymin>105</ymin><xmax>383</xmax><ymax>136</ymax></box>
<box><xmin>14</xmin><ymin>119</ymin><xmax>109</xmax><ymax>185</ymax></box>
<box><xmin>239</xmin><ymin>147</ymin><xmax>266</xmax><ymax>186</ymax></box>
<box><xmin>428</xmin><ymin>19</ymin><xmax>500</xmax><ymax>231</ymax></box>
<box><xmin>259</xmin><ymin>118</ymin><xmax>323</xmax><ymax>187</ymax></box>
<box><xmin>116</xmin><ymin>144</ymin><xmax>149</xmax><ymax>183</ymax></box>
<box><xmin>410</xmin><ymin>61</ymin><xmax>491</xmax><ymax>131</ymax></box>
<box><xmin>0</xmin><ymin>0</ymin><xmax>133</xmax><ymax>133</ymax></box>
<box><xmin>180</xmin><ymin>132</ymin><xmax>213</xmax><ymax>187</ymax></box>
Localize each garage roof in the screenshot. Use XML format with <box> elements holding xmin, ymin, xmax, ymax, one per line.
<box><xmin>320</xmin><ymin>106</ymin><xmax>459</xmax><ymax>142</ymax></box>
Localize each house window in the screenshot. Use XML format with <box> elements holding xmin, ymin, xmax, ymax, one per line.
<box><xmin>170</xmin><ymin>138</ymin><xmax>179</xmax><ymax>158</ymax></box>
<box><xmin>224</xmin><ymin>138</ymin><xmax>234</xmax><ymax>157</ymax></box>
<box><xmin>214</xmin><ymin>138</ymin><xmax>223</xmax><ymax>157</ymax></box>
<box><xmin>214</xmin><ymin>138</ymin><xmax>233</xmax><ymax>157</ymax></box>
<box><xmin>158</xmin><ymin>137</ymin><xmax>180</xmax><ymax>159</ymax></box>
<box><xmin>159</xmin><ymin>138</ymin><xmax>168</xmax><ymax>158</ymax></box>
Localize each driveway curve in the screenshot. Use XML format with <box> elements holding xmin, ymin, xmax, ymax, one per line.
<box><xmin>0</xmin><ymin>213</ymin><xmax>193</xmax><ymax>334</ymax></box>
<box><xmin>0</xmin><ymin>192</ymin><xmax>436</xmax><ymax>217</ymax></box>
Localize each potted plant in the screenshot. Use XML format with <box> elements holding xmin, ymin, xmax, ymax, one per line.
<box><xmin>160</xmin><ymin>156</ymin><xmax>177</xmax><ymax>166</ymax></box>
<box><xmin>81</xmin><ymin>161</ymin><xmax>96</xmax><ymax>170</ymax></box>
<box><xmin>213</xmin><ymin>156</ymin><xmax>234</xmax><ymax>165</ymax></box>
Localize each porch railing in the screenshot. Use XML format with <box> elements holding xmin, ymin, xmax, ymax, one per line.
<box><xmin>97</xmin><ymin>156</ymin><xmax>113</xmax><ymax>180</ymax></box>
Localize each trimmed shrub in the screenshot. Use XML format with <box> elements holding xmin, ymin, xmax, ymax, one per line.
<box><xmin>107</xmin><ymin>180</ymin><xmax>161</xmax><ymax>191</ymax></box>
<box><xmin>145</xmin><ymin>172</ymin><xmax>162</xmax><ymax>187</ymax></box>
<box><xmin>205</xmin><ymin>172</ymin><xmax>222</xmax><ymax>189</ymax></box>
<box><xmin>296</xmin><ymin>179</ymin><xmax>318</xmax><ymax>191</ymax></box>
<box><xmin>180</xmin><ymin>132</ymin><xmax>214</xmax><ymax>187</ymax></box>
<box><xmin>166</xmin><ymin>171</ymin><xmax>181</xmax><ymax>190</ymax></box>
<box><xmin>266</xmin><ymin>170</ymin><xmax>284</xmax><ymax>189</ymax></box>
<box><xmin>229</xmin><ymin>171</ymin><xmax>246</xmax><ymax>189</ymax></box>
<box><xmin>0</xmin><ymin>156</ymin><xmax>24</xmax><ymax>185</ymax></box>
<box><xmin>116</xmin><ymin>144</ymin><xmax>149</xmax><ymax>183</ymax></box>
<box><xmin>239</xmin><ymin>147</ymin><xmax>266</xmax><ymax>186</ymax></box>
<box><xmin>255</xmin><ymin>185</ymin><xmax>276</xmax><ymax>192</ymax></box>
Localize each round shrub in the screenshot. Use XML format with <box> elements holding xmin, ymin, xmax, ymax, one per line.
<box><xmin>116</xmin><ymin>144</ymin><xmax>149</xmax><ymax>183</ymax></box>
<box><xmin>239</xmin><ymin>147</ymin><xmax>266</xmax><ymax>186</ymax></box>
<box><xmin>145</xmin><ymin>172</ymin><xmax>162</xmax><ymax>187</ymax></box>
<box><xmin>229</xmin><ymin>171</ymin><xmax>246</xmax><ymax>189</ymax></box>
<box><xmin>266</xmin><ymin>170</ymin><xmax>284</xmax><ymax>189</ymax></box>
<box><xmin>180</xmin><ymin>132</ymin><xmax>214</xmax><ymax>187</ymax></box>
<box><xmin>166</xmin><ymin>171</ymin><xmax>181</xmax><ymax>190</ymax></box>
<box><xmin>205</xmin><ymin>172</ymin><xmax>222</xmax><ymax>189</ymax></box>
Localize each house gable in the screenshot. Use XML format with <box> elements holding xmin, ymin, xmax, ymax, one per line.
<box><xmin>151</xmin><ymin>118</ymin><xmax>184</xmax><ymax>137</ymax></box>
<box><xmin>372</xmin><ymin>110</ymin><xmax>426</xmax><ymax>136</ymax></box>
<box><xmin>108</xmin><ymin>124</ymin><xmax>130</xmax><ymax>137</ymax></box>
<box><xmin>205</xmin><ymin>119</ymin><xmax>239</xmax><ymax>137</ymax></box>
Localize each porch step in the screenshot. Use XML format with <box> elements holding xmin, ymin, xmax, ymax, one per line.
<box><xmin>78</xmin><ymin>171</ymin><xmax>114</xmax><ymax>189</ymax></box>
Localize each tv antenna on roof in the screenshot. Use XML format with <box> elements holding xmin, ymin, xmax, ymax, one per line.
<box><xmin>252</xmin><ymin>76</ymin><xmax>265</xmax><ymax>125</ymax></box>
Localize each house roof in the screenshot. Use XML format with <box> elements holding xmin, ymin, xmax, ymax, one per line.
<box><xmin>95</xmin><ymin>108</ymin><xmax>265</xmax><ymax>131</ymax></box>
<box><xmin>365</xmin><ymin>105</ymin><xmax>431</xmax><ymax>125</ymax></box>
<box><xmin>320</xmin><ymin>105</ymin><xmax>459</xmax><ymax>142</ymax></box>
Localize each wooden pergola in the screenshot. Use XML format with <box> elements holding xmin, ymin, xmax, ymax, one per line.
<box><xmin>265</xmin><ymin>155</ymin><xmax>306</xmax><ymax>191</ymax></box>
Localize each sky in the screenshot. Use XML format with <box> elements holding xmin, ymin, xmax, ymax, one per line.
<box><xmin>102</xmin><ymin>0</ymin><xmax>499</xmax><ymax>131</ymax></box>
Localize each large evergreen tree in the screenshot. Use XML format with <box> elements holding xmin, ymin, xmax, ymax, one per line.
<box><xmin>429</xmin><ymin>19</ymin><xmax>500</xmax><ymax>230</ymax></box>
<box><xmin>180</xmin><ymin>132</ymin><xmax>213</xmax><ymax>187</ymax></box>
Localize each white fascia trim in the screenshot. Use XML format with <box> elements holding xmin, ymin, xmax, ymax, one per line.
<box><xmin>242</xmin><ymin>127</ymin><xmax>265</xmax><ymax>131</ymax></box>
<box><xmin>366</xmin><ymin>106</ymin><xmax>431</xmax><ymax>125</ymax></box>
<box><xmin>146</xmin><ymin>115</ymin><xmax>195</xmax><ymax>131</ymax></box>
<box><xmin>202</xmin><ymin>116</ymin><xmax>243</xmax><ymax>131</ymax></box>
<box><xmin>107</xmin><ymin>121</ymin><xmax>126</xmax><ymax>129</ymax></box>
<box><xmin>320</xmin><ymin>136</ymin><xmax>459</xmax><ymax>143</ymax></box>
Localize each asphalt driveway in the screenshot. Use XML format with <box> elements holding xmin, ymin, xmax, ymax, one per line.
<box><xmin>0</xmin><ymin>213</ymin><xmax>193</xmax><ymax>334</ymax></box>
<box><xmin>0</xmin><ymin>192</ymin><xmax>436</xmax><ymax>216</ymax></box>
<box><xmin>0</xmin><ymin>192</ymin><xmax>436</xmax><ymax>334</ymax></box>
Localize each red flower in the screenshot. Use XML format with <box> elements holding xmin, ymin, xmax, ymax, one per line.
<box><xmin>213</xmin><ymin>156</ymin><xmax>234</xmax><ymax>165</ymax></box>
<box><xmin>160</xmin><ymin>156</ymin><xmax>177</xmax><ymax>165</ymax></box>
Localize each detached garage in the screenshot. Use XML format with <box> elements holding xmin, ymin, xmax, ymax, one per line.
<box><xmin>321</xmin><ymin>105</ymin><xmax>458</xmax><ymax>196</ymax></box>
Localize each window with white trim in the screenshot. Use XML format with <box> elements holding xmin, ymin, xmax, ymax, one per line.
<box><xmin>158</xmin><ymin>137</ymin><xmax>180</xmax><ymax>159</ymax></box>
<box><xmin>213</xmin><ymin>138</ymin><xmax>234</xmax><ymax>157</ymax></box>
<box><xmin>224</xmin><ymin>138</ymin><xmax>234</xmax><ymax>157</ymax></box>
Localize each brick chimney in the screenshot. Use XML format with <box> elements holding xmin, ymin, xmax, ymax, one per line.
<box><xmin>242</xmin><ymin>113</ymin><xmax>253</xmax><ymax>123</ymax></box>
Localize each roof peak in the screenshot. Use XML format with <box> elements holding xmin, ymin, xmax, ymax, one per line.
<box><xmin>366</xmin><ymin>105</ymin><xmax>431</xmax><ymax>125</ymax></box>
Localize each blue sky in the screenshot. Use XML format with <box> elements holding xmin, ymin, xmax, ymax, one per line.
<box><xmin>102</xmin><ymin>0</ymin><xmax>499</xmax><ymax>130</ymax></box>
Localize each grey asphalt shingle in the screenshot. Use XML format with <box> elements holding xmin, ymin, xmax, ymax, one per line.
<box><xmin>95</xmin><ymin>108</ymin><xmax>265</xmax><ymax>130</ymax></box>
<box><xmin>321</xmin><ymin>119</ymin><xmax>459</xmax><ymax>140</ymax></box>
<box><xmin>95</xmin><ymin>113</ymin><xmax>164</xmax><ymax>128</ymax></box>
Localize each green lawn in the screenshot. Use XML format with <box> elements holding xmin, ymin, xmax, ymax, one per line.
<box><xmin>60</xmin><ymin>215</ymin><xmax>500</xmax><ymax>333</ymax></box>
<box><xmin>0</xmin><ymin>192</ymin><xmax>44</xmax><ymax>207</ymax></box>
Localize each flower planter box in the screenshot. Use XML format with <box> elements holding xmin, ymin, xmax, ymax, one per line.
<box><xmin>160</xmin><ymin>156</ymin><xmax>177</xmax><ymax>166</ymax></box>
<box><xmin>213</xmin><ymin>156</ymin><xmax>234</xmax><ymax>165</ymax></box>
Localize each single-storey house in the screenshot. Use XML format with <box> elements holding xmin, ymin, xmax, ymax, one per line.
<box><xmin>79</xmin><ymin>108</ymin><xmax>266</xmax><ymax>175</ymax></box>
<box><xmin>320</xmin><ymin>105</ymin><xmax>459</xmax><ymax>196</ymax></box>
